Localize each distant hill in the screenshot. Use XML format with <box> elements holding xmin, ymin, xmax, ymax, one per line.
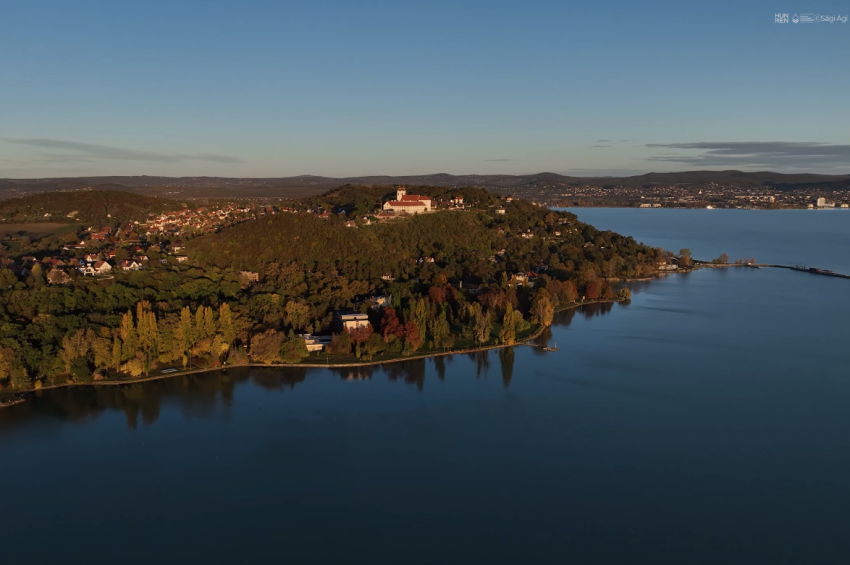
<box><xmin>0</xmin><ymin>189</ymin><xmax>182</xmax><ymax>225</ymax></box>
<box><xmin>1</xmin><ymin>170</ymin><xmax>848</xmax><ymax>200</ymax></box>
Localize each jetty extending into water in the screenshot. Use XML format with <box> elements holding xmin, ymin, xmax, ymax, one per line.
<box><xmin>696</xmin><ymin>261</ymin><xmax>850</xmax><ymax>280</ymax></box>
<box><xmin>761</xmin><ymin>265</ymin><xmax>850</xmax><ymax>279</ymax></box>
<box><xmin>522</xmin><ymin>341</ymin><xmax>559</xmax><ymax>352</ymax></box>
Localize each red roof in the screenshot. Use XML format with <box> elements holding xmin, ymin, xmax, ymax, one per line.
<box><xmin>387</xmin><ymin>200</ymin><xmax>425</xmax><ymax>206</ymax></box>
<box><xmin>400</xmin><ymin>194</ymin><xmax>431</xmax><ymax>201</ymax></box>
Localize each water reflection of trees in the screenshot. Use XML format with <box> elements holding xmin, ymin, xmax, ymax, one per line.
<box><xmin>0</xmin><ymin>368</ymin><xmax>308</xmax><ymax>431</ymax></box>
<box><xmin>499</xmin><ymin>347</ymin><xmax>514</xmax><ymax>388</ymax></box>
<box><xmin>3</xmin><ymin>347</ymin><xmax>522</xmax><ymax>430</ymax></box>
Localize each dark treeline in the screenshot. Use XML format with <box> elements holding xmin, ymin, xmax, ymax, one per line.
<box><xmin>0</xmin><ymin>187</ymin><xmax>662</xmax><ymax>393</ymax></box>
<box><xmin>0</xmin><ymin>189</ymin><xmax>183</xmax><ymax>225</ymax></box>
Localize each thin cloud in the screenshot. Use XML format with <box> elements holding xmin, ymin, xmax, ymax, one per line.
<box><xmin>5</xmin><ymin>138</ymin><xmax>242</xmax><ymax>164</ymax></box>
<box><xmin>646</xmin><ymin>141</ymin><xmax>850</xmax><ymax>169</ymax></box>
<box><xmin>591</xmin><ymin>145</ymin><xmax>612</xmax><ymax>148</ymax></box>
<box><xmin>484</xmin><ymin>158</ymin><xmax>516</xmax><ymax>162</ymax></box>
<box><xmin>596</xmin><ymin>139</ymin><xmax>612</xmax><ymax>142</ymax></box>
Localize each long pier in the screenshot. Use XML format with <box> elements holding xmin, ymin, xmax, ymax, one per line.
<box><xmin>696</xmin><ymin>261</ymin><xmax>850</xmax><ymax>280</ymax></box>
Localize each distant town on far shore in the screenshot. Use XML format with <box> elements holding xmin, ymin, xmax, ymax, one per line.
<box><xmin>1</xmin><ymin>170</ymin><xmax>849</xmax><ymax>210</ymax></box>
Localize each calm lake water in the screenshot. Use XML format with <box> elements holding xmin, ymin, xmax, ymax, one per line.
<box><xmin>565</xmin><ymin>207</ymin><xmax>850</xmax><ymax>273</ymax></box>
<box><xmin>2</xmin><ymin>210</ymin><xmax>849</xmax><ymax>565</ymax></box>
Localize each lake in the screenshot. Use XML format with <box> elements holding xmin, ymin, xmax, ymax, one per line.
<box><xmin>1</xmin><ymin>210</ymin><xmax>849</xmax><ymax>564</ymax></box>
<box><xmin>564</xmin><ymin>207</ymin><xmax>850</xmax><ymax>273</ymax></box>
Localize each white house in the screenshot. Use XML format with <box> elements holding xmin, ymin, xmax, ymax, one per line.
<box><xmin>334</xmin><ymin>312</ymin><xmax>371</xmax><ymax>333</ymax></box>
<box><xmin>117</xmin><ymin>260</ymin><xmax>142</xmax><ymax>271</ymax></box>
<box><xmin>80</xmin><ymin>261</ymin><xmax>112</xmax><ymax>276</ymax></box>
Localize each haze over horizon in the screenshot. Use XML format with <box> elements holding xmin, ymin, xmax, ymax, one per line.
<box><xmin>2</xmin><ymin>0</ymin><xmax>849</xmax><ymax>178</ymax></box>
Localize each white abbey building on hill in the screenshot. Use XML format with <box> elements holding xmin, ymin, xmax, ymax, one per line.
<box><xmin>382</xmin><ymin>187</ymin><xmax>433</xmax><ymax>213</ymax></box>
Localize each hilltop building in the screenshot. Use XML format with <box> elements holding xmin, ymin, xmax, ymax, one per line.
<box><xmin>382</xmin><ymin>187</ymin><xmax>433</xmax><ymax>214</ymax></box>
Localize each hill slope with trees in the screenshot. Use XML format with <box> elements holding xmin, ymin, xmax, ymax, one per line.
<box><xmin>0</xmin><ymin>187</ymin><xmax>665</xmax><ymax>395</ymax></box>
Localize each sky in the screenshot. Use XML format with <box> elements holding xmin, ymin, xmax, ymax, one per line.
<box><xmin>1</xmin><ymin>0</ymin><xmax>849</xmax><ymax>178</ymax></box>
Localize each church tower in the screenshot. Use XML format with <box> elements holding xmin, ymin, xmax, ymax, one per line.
<box><xmin>396</xmin><ymin>186</ymin><xmax>407</xmax><ymax>200</ymax></box>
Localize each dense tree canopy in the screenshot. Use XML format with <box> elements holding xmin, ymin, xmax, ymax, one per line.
<box><xmin>0</xmin><ymin>186</ymin><xmax>664</xmax><ymax>392</ymax></box>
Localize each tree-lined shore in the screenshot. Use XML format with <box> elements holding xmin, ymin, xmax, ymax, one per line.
<box><xmin>0</xmin><ymin>186</ymin><xmax>658</xmax><ymax>399</ymax></box>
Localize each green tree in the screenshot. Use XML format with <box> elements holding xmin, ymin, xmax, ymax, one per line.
<box><xmin>120</xmin><ymin>311</ymin><xmax>138</xmax><ymax>361</ymax></box>
<box><xmin>219</xmin><ymin>303</ymin><xmax>236</xmax><ymax>345</ymax></box>
<box><xmin>473</xmin><ymin>304</ymin><xmax>492</xmax><ymax>345</ymax></box>
<box><xmin>280</xmin><ymin>335</ymin><xmax>309</xmax><ymax>363</ymax></box>
<box><xmin>499</xmin><ymin>302</ymin><xmax>523</xmax><ymax>345</ymax></box>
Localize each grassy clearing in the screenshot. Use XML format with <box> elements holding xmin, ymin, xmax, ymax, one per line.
<box><xmin>0</xmin><ymin>223</ymin><xmax>77</xmax><ymax>236</ymax></box>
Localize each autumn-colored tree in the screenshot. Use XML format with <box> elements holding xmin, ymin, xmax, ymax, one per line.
<box><xmin>403</xmin><ymin>321</ymin><xmax>422</xmax><ymax>354</ymax></box>
<box><xmin>250</xmin><ymin>329</ymin><xmax>285</xmax><ymax>364</ymax></box>
<box><xmin>120</xmin><ymin>359</ymin><xmax>144</xmax><ymax>377</ymax></box>
<box><xmin>178</xmin><ymin>306</ymin><xmax>194</xmax><ymax>359</ymax></box>
<box><xmin>203</xmin><ymin>306</ymin><xmax>216</xmax><ymax>340</ymax></box>
<box><xmin>428</xmin><ymin>285</ymin><xmax>446</xmax><ymax>305</ymax></box>
<box><xmin>499</xmin><ymin>302</ymin><xmax>524</xmax><ymax>345</ymax></box>
<box><xmin>380</xmin><ymin>308</ymin><xmax>404</xmax><ymax>343</ymax></box>
<box><xmin>92</xmin><ymin>337</ymin><xmax>112</xmax><ymax>370</ymax></box>
<box><xmin>111</xmin><ymin>336</ymin><xmax>122</xmax><ymax>370</ymax></box>
<box><xmin>530</xmin><ymin>289</ymin><xmax>555</xmax><ymax>327</ymax></box>
<box><xmin>120</xmin><ymin>311</ymin><xmax>138</xmax><ymax>361</ymax></box>
<box><xmin>350</xmin><ymin>323</ymin><xmax>373</xmax><ymax>345</ymax></box>
<box><xmin>210</xmin><ymin>334</ymin><xmax>230</xmax><ymax>366</ymax></box>
<box><xmin>0</xmin><ymin>347</ymin><xmax>16</xmax><ymax>384</ymax></box>
<box><xmin>584</xmin><ymin>281</ymin><xmax>600</xmax><ymax>300</ymax></box>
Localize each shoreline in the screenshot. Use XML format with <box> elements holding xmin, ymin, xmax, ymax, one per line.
<box><xmin>0</xmin><ymin>298</ymin><xmax>626</xmax><ymax>408</ymax></box>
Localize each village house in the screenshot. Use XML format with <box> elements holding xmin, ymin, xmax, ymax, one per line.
<box><xmin>333</xmin><ymin>312</ymin><xmax>371</xmax><ymax>334</ymax></box>
<box><xmin>46</xmin><ymin>268</ymin><xmax>72</xmax><ymax>284</ymax></box>
<box><xmin>117</xmin><ymin>260</ymin><xmax>143</xmax><ymax>272</ymax></box>
<box><xmin>79</xmin><ymin>261</ymin><xmax>112</xmax><ymax>276</ymax></box>
<box><xmin>367</xmin><ymin>295</ymin><xmax>392</xmax><ymax>308</ymax></box>
<box><xmin>300</xmin><ymin>334</ymin><xmax>331</xmax><ymax>352</ymax></box>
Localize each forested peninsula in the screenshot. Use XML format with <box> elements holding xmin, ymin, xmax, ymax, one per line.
<box><xmin>0</xmin><ymin>185</ymin><xmax>667</xmax><ymax>400</ymax></box>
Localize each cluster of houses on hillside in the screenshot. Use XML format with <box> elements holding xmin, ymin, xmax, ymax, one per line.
<box><xmin>137</xmin><ymin>203</ymin><xmax>262</xmax><ymax>236</ymax></box>
<box><xmin>0</xmin><ymin>253</ymin><xmax>149</xmax><ymax>285</ymax></box>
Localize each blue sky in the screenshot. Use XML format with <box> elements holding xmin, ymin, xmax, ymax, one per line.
<box><xmin>1</xmin><ymin>0</ymin><xmax>848</xmax><ymax>178</ymax></box>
